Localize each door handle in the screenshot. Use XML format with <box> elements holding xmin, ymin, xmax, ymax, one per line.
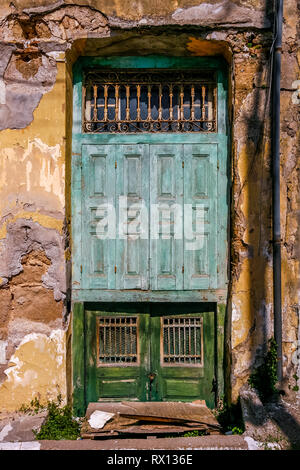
<box><xmin>148</xmin><ymin>372</ymin><xmax>156</xmax><ymax>383</ymax></box>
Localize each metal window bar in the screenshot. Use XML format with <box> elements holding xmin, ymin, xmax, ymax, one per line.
<box><xmin>83</xmin><ymin>70</ymin><xmax>217</xmax><ymax>133</ymax></box>
<box><xmin>162</xmin><ymin>317</ymin><xmax>204</xmax><ymax>366</ymax></box>
<box><xmin>98</xmin><ymin>316</ymin><xmax>138</xmax><ymax>365</ymax></box>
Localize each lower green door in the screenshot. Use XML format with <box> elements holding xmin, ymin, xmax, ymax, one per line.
<box><xmin>85</xmin><ymin>304</ymin><xmax>215</xmax><ymax>408</ymax></box>
<box><xmin>85</xmin><ymin>306</ymin><xmax>150</xmax><ymax>404</ymax></box>
<box><xmin>149</xmin><ymin>305</ymin><xmax>215</xmax><ymax>408</ymax></box>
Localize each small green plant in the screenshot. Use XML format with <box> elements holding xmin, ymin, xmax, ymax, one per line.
<box><xmin>35</xmin><ymin>401</ymin><xmax>81</xmax><ymax>440</ymax></box>
<box><xmin>20</xmin><ymin>395</ymin><xmax>81</xmax><ymax>440</ymax></box>
<box><xmin>231</xmin><ymin>426</ymin><xmax>243</xmax><ymax>435</ymax></box>
<box><xmin>19</xmin><ymin>396</ymin><xmax>45</xmax><ymax>414</ymax></box>
<box><xmin>183</xmin><ymin>430</ymin><xmax>206</xmax><ymax>437</ymax></box>
<box><xmin>248</xmin><ymin>338</ymin><xmax>278</xmax><ymax>402</ymax></box>
<box><xmin>292</xmin><ymin>374</ymin><xmax>299</xmax><ymax>392</ymax></box>
<box><xmin>214</xmin><ymin>398</ymin><xmax>245</xmax><ymax>434</ymax></box>
<box><xmin>261</xmin><ymin>434</ymin><xmax>285</xmax><ymax>450</ymax></box>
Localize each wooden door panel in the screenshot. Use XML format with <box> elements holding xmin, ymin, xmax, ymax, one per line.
<box><xmin>162</xmin><ymin>380</ymin><xmax>202</xmax><ymax>400</ymax></box>
<box><xmin>97</xmin><ymin>377</ymin><xmax>140</xmax><ymax>400</ymax></box>
<box><xmin>183</xmin><ymin>144</ymin><xmax>218</xmax><ymax>290</ymax></box>
<box><xmin>81</xmin><ymin>143</ymin><xmax>219</xmax><ymax>292</ymax></box>
<box><xmin>82</xmin><ymin>145</ymin><xmax>116</xmax><ymax>289</ymax></box>
<box><xmin>150</xmin><ymin>144</ymin><xmax>184</xmax><ymax>290</ymax></box>
<box><xmin>116</xmin><ymin>144</ymin><xmax>149</xmax><ymax>290</ymax></box>
<box><xmin>86</xmin><ymin>310</ymin><xmax>150</xmax><ymax>402</ymax></box>
<box><xmin>149</xmin><ymin>311</ymin><xmax>215</xmax><ymax>408</ymax></box>
<box><xmin>97</xmin><ymin>366</ymin><xmax>142</xmax><ymax>401</ymax></box>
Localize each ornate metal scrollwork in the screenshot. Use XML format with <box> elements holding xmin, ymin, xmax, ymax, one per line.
<box><xmin>83</xmin><ymin>69</ymin><xmax>217</xmax><ymax>133</ymax></box>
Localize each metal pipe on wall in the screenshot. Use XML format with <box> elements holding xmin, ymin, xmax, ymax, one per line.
<box><xmin>272</xmin><ymin>0</ymin><xmax>283</xmax><ymax>383</ymax></box>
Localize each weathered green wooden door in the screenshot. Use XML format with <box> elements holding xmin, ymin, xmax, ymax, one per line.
<box><xmin>149</xmin><ymin>306</ymin><xmax>215</xmax><ymax>408</ymax></box>
<box><xmin>85</xmin><ymin>305</ymin><xmax>215</xmax><ymax>408</ymax></box>
<box><xmin>72</xmin><ymin>56</ymin><xmax>228</xmax><ymax>415</ymax></box>
<box><xmin>85</xmin><ymin>307</ymin><xmax>150</xmax><ymax>403</ymax></box>
<box><xmin>81</xmin><ymin>143</ymin><xmax>149</xmax><ymax>290</ymax></box>
<box><xmin>81</xmin><ymin>142</ymin><xmax>218</xmax><ymax>291</ymax></box>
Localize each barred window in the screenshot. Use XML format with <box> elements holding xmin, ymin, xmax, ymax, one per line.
<box><xmin>98</xmin><ymin>316</ymin><xmax>138</xmax><ymax>365</ymax></box>
<box><xmin>162</xmin><ymin>316</ymin><xmax>204</xmax><ymax>366</ymax></box>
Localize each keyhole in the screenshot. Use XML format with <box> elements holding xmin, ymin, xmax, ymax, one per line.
<box><xmin>148</xmin><ymin>372</ymin><xmax>156</xmax><ymax>383</ymax></box>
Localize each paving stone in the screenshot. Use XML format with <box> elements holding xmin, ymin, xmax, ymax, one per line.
<box><xmin>0</xmin><ymin>412</ymin><xmax>47</xmax><ymax>442</ymax></box>
<box><xmin>0</xmin><ymin>442</ymin><xmax>22</xmax><ymax>450</ymax></box>
<box><xmin>39</xmin><ymin>435</ymin><xmax>250</xmax><ymax>450</ymax></box>
<box><xmin>20</xmin><ymin>442</ymin><xmax>41</xmax><ymax>450</ymax></box>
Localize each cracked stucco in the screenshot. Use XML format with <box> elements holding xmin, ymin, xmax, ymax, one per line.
<box><xmin>0</xmin><ymin>219</ymin><xmax>65</xmax><ymax>300</ymax></box>
<box><xmin>0</xmin><ymin>329</ymin><xmax>66</xmax><ymax>411</ymax></box>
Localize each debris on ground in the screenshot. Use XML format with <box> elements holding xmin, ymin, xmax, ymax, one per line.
<box><xmin>88</xmin><ymin>410</ymin><xmax>115</xmax><ymax>429</ymax></box>
<box><xmin>81</xmin><ymin>401</ymin><xmax>221</xmax><ymax>439</ymax></box>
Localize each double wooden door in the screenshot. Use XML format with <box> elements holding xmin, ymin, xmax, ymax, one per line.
<box><xmin>81</xmin><ymin>142</ymin><xmax>218</xmax><ymax>291</ymax></box>
<box><xmin>85</xmin><ymin>304</ymin><xmax>215</xmax><ymax>408</ymax></box>
<box><xmin>71</xmin><ymin>58</ymin><xmax>229</xmax><ymax>415</ymax></box>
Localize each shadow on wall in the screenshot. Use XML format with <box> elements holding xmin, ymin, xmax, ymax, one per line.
<box><xmin>241</xmin><ymin>385</ymin><xmax>300</xmax><ymax>448</ymax></box>
<box><xmin>234</xmin><ymin>0</ymin><xmax>300</xmax><ymax>448</ymax></box>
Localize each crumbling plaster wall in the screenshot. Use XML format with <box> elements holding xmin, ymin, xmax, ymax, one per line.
<box><xmin>229</xmin><ymin>0</ymin><xmax>300</xmax><ymax>399</ymax></box>
<box><xmin>0</xmin><ymin>0</ymin><xmax>298</xmax><ymax>411</ymax></box>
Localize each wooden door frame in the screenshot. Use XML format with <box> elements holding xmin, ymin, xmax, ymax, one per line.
<box><xmin>71</xmin><ymin>56</ymin><xmax>229</xmax><ymax>302</ymax></box>
<box><xmin>72</xmin><ymin>301</ymin><xmax>225</xmax><ymax>416</ymax></box>
<box><xmin>71</xmin><ymin>56</ymin><xmax>228</xmax><ymax>416</ymax></box>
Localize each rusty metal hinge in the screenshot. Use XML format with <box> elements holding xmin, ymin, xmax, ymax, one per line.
<box><xmin>80</xmin><ymin>265</ymin><xmax>82</xmax><ymax>274</ymax></box>
<box><xmin>115</xmin><ymin>161</ymin><xmax>117</xmax><ymax>169</ymax></box>
<box><xmin>182</xmin><ymin>265</ymin><xmax>184</xmax><ymax>273</ymax></box>
<box><xmin>114</xmin><ymin>265</ymin><xmax>117</xmax><ymax>274</ymax></box>
<box><xmin>217</xmin><ymin>160</ymin><xmax>219</xmax><ymax>170</ymax></box>
<box><xmin>182</xmin><ymin>161</ymin><xmax>184</xmax><ymax>168</ymax></box>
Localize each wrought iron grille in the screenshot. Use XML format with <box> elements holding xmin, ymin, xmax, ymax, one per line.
<box><xmin>83</xmin><ymin>70</ymin><xmax>217</xmax><ymax>133</ymax></box>
<box><xmin>98</xmin><ymin>316</ymin><xmax>138</xmax><ymax>365</ymax></box>
<box><xmin>162</xmin><ymin>316</ymin><xmax>203</xmax><ymax>366</ymax></box>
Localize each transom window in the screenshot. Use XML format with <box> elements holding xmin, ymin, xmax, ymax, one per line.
<box><xmin>83</xmin><ymin>70</ymin><xmax>217</xmax><ymax>133</ymax></box>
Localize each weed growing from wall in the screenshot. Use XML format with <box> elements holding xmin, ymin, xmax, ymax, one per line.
<box><xmin>248</xmin><ymin>338</ymin><xmax>278</xmax><ymax>402</ymax></box>
<box><xmin>19</xmin><ymin>396</ymin><xmax>44</xmax><ymax>414</ymax></box>
<box><xmin>292</xmin><ymin>374</ymin><xmax>299</xmax><ymax>392</ymax></box>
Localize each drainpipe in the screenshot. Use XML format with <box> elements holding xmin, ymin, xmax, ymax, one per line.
<box><xmin>272</xmin><ymin>0</ymin><xmax>283</xmax><ymax>383</ymax></box>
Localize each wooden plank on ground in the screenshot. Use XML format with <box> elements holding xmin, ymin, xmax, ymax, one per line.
<box><xmin>119</xmin><ymin>401</ymin><xmax>220</xmax><ymax>428</ymax></box>
<box><xmin>82</xmin><ymin>402</ymin><xmax>221</xmax><ymax>438</ymax></box>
